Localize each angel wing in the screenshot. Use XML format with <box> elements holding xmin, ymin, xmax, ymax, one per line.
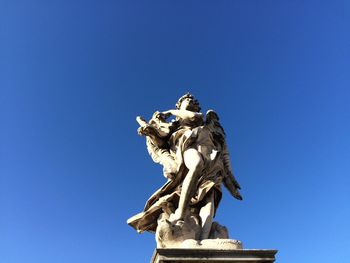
<box><xmin>146</xmin><ymin>137</ymin><xmax>163</xmax><ymax>164</ymax></box>
<box><xmin>205</xmin><ymin>110</ymin><xmax>243</xmax><ymax>201</ymax></box>
<box><xmin>136</xmin><ymin>115</ymin><xmax>170</xmax><ymax>164</ymax></box>
<box><xmin>222</xmin><ymin>145</ymin><xmax>243</xmax><ymax>200</ymax></box>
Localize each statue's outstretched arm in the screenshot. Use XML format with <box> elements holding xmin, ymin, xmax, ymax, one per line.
<box><xmin>162</xmin><ymin>109</ymin><xmax>202</xmax><ymax>121</ymax></box>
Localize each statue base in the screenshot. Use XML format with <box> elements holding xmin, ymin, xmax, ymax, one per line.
<box><xmin>161</xmin><ymin>239</ymin><xmax>243</xmax><ymax>249</ymax></box>
<box><xmin>150</xmin><ymin>248</ymin><xmax>278</xmax><ymax>263</ymax></box>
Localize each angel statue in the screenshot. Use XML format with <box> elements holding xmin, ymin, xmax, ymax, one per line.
<box><xmin>127</xmin><ymin>93</ymin><xmax>243</xmax><ymax>249</ymax></box>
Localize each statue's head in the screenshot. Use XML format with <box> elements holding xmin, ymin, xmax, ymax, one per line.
<box><xmin>175</xmin><ymin>93</ymin><xmax>201</xmax><ymax>112</ymax></box>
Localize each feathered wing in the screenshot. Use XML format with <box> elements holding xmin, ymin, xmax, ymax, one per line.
<box><xmin>222</xmin><ymin>144</ymin><xmax>243</xmax><ymax>200</ymax></box>
<box><xmin>146</xmin><ymin>135</ymin><xmax>178</xmax><ymax>181</ymax></box>
<box><xmin>205</xmin><ymin>110</ymin><xmax>243</xmax><ymax>201</ymax></box>
<box><xmin>146</xmin><ymin>137</ymin><xmax>162</xmax><ymax>164</ymax></box>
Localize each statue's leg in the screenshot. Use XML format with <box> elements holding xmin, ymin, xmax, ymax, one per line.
<box><xmin>175</xmin><ymin>148</ymin><xmax>203</xmax><ymax>220</ymax></box>
<box><xmin>199</xmin><ymin>191</ymin><xmax>215</xmax><ymax>240</ymax></box>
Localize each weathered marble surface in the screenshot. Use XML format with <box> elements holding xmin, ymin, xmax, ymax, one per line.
<box><xmin>127</xmin><ymin>93</ymin><xmax>243</xmax><ymax>248</ymax></box>
<box><xmin>151</xmin><ymin>248</ymin><xmax>278</xmax><ymax>263</ymax></box>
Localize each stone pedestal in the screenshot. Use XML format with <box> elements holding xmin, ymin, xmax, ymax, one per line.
<box><xmin>150</xmin><ymin>248</ymin><xmax>278</xmax><ymax>263</ymax></box>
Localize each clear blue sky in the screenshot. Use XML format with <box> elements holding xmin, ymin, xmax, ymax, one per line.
<box><xmin>1</xmin><ymin>1</ymin><xmax>349</xmax><ymax>262</ymax></box>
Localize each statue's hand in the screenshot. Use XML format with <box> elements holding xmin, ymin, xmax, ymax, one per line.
<box><xmin>164</xmin><ymin>172</ymin><xmax>175</xmax><ymax>181</ymax></box>
<box><xmin>136</xmin><ymin>116</ymin><xmax>148</xmax><ymax>127</ymax></box>
<box><xmin>137</xmin><ymin>125</ymin><xmax>152</xmax><ymax>136</ymax></box>
<box><xmin>136</xmin><ymin>116</ymin><xmax>153</xmax><ymax>136</ymax></box>
<box><xmin>137</xmin><ymin>126</ymin><xmax>145</xmax><ymax>136</ymax></box>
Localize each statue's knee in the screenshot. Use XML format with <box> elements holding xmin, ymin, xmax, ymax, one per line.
<box><xmin>184</xmin><ymin>149</ymin><xmax>204</xmax><ymax>171</ymax></box>
<box><xmin>195</xmin><ymin>157</ymin><xmax>204</xmax><ymax>170</ymax></box>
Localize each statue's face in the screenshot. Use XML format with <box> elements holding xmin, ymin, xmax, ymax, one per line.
<box><xmin>179</xmin><ymin>97</ymin><xmax>193</xmax><ymax>111</ymax></box>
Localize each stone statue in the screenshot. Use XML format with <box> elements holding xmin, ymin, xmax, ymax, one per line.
<box><xmin>127</xmin><ymin>93</ymin><xmax>243</xmax><ymax>249</ymax></box>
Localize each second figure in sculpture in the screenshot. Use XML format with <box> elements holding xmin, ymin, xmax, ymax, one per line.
<box><xmin>128</xmin><ymin>93</ymin><xmax>242</xmax><ymax>248</ymax></box>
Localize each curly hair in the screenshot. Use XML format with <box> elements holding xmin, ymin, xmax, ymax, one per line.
<box><xmin>175</xmin><ymin>93</ymin><xmax>201</xmax><ymax>112</ymax></box>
